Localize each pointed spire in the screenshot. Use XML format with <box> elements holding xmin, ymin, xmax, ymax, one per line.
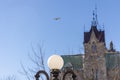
<box><xmin>91</xmin><ymin>7</ymin><xmax>98</xmax><ymax>27</ymax></box>
<box><xmin>95</xmin><ymin>6</ymin><xmax>98</xmax><ymax>25</ymax></box>
<box><xmin>109</xmin><ymin>41</ymin><xmax>116</xmax><ymax>52</ymax></box>
<box><xmin>110</xmin><ymin>41</ymin><xmax>113</xmax><ymax>50</ymax></box>
<box><xmin>93</xmin><ymin>10</ymin><xmax>95</xmax><ymax>20</ymax></box>
<box><xmin>84</xmin><ymin>24</ymin><xmax>85</xmax><ymax>32</ymax></box>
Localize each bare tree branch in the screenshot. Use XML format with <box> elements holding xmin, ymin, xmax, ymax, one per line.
<box><xmin>20</xmin><ymin>43</ymin><xmax>46</xmax><ymax>80</ymax></box>
<box><xmin>0</xmin><ymin>75</ymin><xmax>16</xmax><ymax>80</ymax></box>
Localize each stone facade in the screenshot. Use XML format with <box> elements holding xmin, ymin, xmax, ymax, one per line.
<box><xmin>83</xmin><ymin>25</ymin><xmax>107</xmax><ymax>80</ymax></box>
<box><xmin>53</xmin><ymin>12</ymin><xmax>120</xmax><ymax>80</ymax></box>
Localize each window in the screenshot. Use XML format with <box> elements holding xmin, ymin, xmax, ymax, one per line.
<box><xmin>92</xmin><ymin>42</ymin><xmax>97</xmax><ymax>53</ymax></box>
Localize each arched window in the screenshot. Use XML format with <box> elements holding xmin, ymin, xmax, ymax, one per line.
<box><xmin>91</xmin><ymin>42</ymin><xmax>97</xmax><ymax>53</ymax></box>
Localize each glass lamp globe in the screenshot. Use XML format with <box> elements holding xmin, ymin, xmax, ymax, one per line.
<box><xmin>47</xmin><ymin>54</ymin><xmax>64</xmax><ymax>70</ymax></box>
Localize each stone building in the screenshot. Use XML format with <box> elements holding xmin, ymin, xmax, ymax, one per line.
<box><xmin>60</xmin><ymin>11</ymin><xmax>120</xmax><ymax>80</ymax></box>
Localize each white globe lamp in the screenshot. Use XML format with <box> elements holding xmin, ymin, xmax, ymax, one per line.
<box><xmin>48</xmin><ymin>54</ymin><xmax>64</xmax><ymax>70</ymax></box>
<box><xmin>47</xmin><ymin>54</ymin><xmax>64</xmax><ymax>80</ymax></box>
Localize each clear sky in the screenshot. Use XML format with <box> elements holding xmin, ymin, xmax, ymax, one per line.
<box><xmin>0</xmin><ymin>0</ymin><xmax>120</xmax><ymax>80</ymax></box>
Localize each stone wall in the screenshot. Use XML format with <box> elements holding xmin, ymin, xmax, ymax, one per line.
<box><xmin>107</xmin><ymin>67</ymin><xmax>120</xmax><ymax>80</ymax></box>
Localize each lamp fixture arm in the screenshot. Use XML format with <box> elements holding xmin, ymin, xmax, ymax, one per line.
<box><xmin>63</xmin><ymin>70</ymin><xmax>76</xmax><ymax>80</ymax></box>
<box><xmin>35</xmin><ymin>70</ymin><xmax>49</xmax><ymax>80</ymax></box>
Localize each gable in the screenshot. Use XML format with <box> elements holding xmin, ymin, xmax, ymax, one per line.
<box><xmin>84</xmin><ymin>26</ymin><xmax>105</xmax><ymax>43</ymax></box>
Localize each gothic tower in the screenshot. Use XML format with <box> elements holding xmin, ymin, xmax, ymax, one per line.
<box><xmin>83</xmin><ymin>11</ymin><xmax>107</xmax><ymax>80</ymax></box>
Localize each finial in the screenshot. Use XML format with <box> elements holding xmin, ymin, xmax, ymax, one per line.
<box><xmin>109</xmin><ymin>41</ymin><xmax>116</xmax><ymax>52</ymax></box>
<box><xmin>91</xmin><ymin>6</ymin><xmax>98</xmax><ymax>27</ymax></box>
<box><xmin>93</xmin><ymin>10</ymin><xmax>95</xmax><ymax>20</ymax></box>
<box><xmin>95</xmin><ymin>5</ymin><xmax>98</xmax><ymax>25</ymax></box>
<box><xmin>102</xmin><ymin>23</ymin><xmax>105</xmax><ymax>30</ymax></box>
<box><xmin>84</xmin><ymin>24</ymin><xmax>85</xmax><ymax>32</ymax></box>
<box><xmin>110</xmin><ymin>41</ymin><xmax>113</xmax><ymax>50</ymax></box>
<box><xmin>91</xmin><ymin>10</ymin><xmax>97</xmax><ymax>26</ymax></box>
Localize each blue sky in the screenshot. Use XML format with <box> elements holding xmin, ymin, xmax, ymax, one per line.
<box><xmin>0</xmin><ymin>0</ymin><xmax>120</xmax><ymax>79</ymax></box>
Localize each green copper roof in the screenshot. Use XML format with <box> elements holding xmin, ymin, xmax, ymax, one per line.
<box><xmin>61</xmin><ymin>52</ymin><xmax>120</xmax><ymax>70</ymax></box>
<box><xmin>105</xmin><ymin>53</ymin><xmax>120</xmax><ymax>69</ymax></box>
<box><xmin>61</xmin><ymin>54</ymin><xmax>84</xmax><ymax>70</ymax></box>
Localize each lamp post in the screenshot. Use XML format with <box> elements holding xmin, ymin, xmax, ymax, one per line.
<box><xmin>35</xmin><ymin>54</ymin><xmax>64</xmax><ymax>80</ymax></box>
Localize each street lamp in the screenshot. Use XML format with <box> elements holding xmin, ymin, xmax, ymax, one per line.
<box><xmin>48</xmin><ymin>54</ymin><xmax>64</xmax><ymax>80</ymax></box>
<box><xmin>35</xmin><ymin>54</ymin><xmax>64</xmax><ymax>80</ymax></box>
